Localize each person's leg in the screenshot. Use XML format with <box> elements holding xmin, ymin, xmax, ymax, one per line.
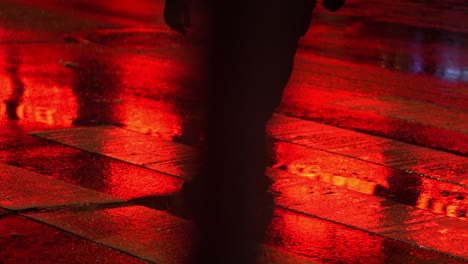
<box><xmin>323</xmin><ymin>0</ymin><xmax>346</xmax><ymax>12</ymax></box>
<box><xmin>190</xmin><ymin>2</ymin><xmax>308</xmax><ymax>263</ymax></box>
<box><xmin>164</xmin><ymin>0</ymin><xmax>190</xmax><ymax>34</ymax></box>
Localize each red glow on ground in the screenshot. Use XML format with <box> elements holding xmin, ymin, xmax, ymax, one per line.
<box><xmin>0</xmin><ymin>43</ymin><xmax>76</xmax><ymax>126</ymax></box>
<box><xmin>117</xmin><ymin>53</ymin><xmax>188</xmax><ymax>139</ymax></box>
<box><xmin>272</xmin><ymin>140</ymin><xmax>467</xmax><ymax>220</ymax></box>
<box><xmin>267</xmin><ymin>209</ymin><xmax>383</xmax><ymax>262</ymax></box>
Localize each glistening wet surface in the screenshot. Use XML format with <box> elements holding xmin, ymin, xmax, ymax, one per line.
<box><xmin>0</xmin><ymin>127</ymin><xmax>183</xmax><ymax>200</ymax></box>
<box><xmin>0</xmin><ymin>215</ymin><xmax>148</xmax><ymax>264</ymax></box>
<box><xmin>268</xmin><ymin>114</ymin><xmax>468</xmax><ymax>185</ymax></box>
<box><xmin>303</xmin><ymin>14</ymin><xmax>468</xmax><ymax>82</ymax></box>
<box><xmin>30</xmin><ymin>125</ymin><xmax>468</xmax><ymax>259</ymax></box>
<box><xmin>30</xmin><ymin>123</ymin><xmax>467</xmax><ymax>221</ymax></box>
<box><xmin>269</xmin><ymin>168</ymin><xmax>467</xmax><ymax>259</ymax></box>
<box><xmin>1</xmin><ymin>0</ymin><xmax>467</xmax><ymax>262</ymax></box>
<box><xmin>267</xmin><ymin>139</ymin><xmax>467</xmax><ymax>221</ymax></box>
<box><xmin>1</xmin><ymin>17</ymin><xmax>466</xmax><ymax>153</ymax></box>
<box><xmin>25</xmin><ymin>204</ymin><xmax>321</xmax><ymax>264</ymax></box>
<box><xmin>266</xmin><ymin>208</ymin><xmax>467</xmax><ymax>264</ymax></box>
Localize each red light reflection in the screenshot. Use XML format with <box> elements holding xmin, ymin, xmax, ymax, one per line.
<box><xmin>271</xmin><ymin>140</ymin><xmax>467</xmax><ymax>220</ymax></box>
<box><xmin>0</xmin><ymin>32</ymin><xmax>194</xmax><ymax>141</ymax></box>
<box><xmin>266</xmin><ymin>208</ymin><xmax>466</xmax><ymax>263</ymax></box>
<box><xmin>266</xmin><ymin>209</ymin><xmax>384</xmax><ymax>263</ymax></box>
<box><xmin>0</xmin><ymin>42</ymin><xmax>77</xmax><ymax>126</ymax></box>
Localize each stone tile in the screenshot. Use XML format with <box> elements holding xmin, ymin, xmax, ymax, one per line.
<box><xmin>268</xmin><ymin>114</ymin><xmax>468</xmax><ymax>185</ymax></box>
<box><xmin>269</xmin><ymin>168</ymin><xmax>446</xmax><ymax>230</ymax></box>
<box><xmin>27</xmin><ymin>205</ymin><xmax>192</xmax><ymax>264</ymax></box>
<box><xmin>32</xmin><ymin>126</ymin><xmax>197</xmax><ymax>166</ymax></box>
<box><xmin>267</xmin><ymin>168</ymin><xmax>468</xmax><ymax>258</ymax></box>
<box><xmin>26</xmin><ymin>204</ymin><xmax>327</xmax><ymax>264</ymax></box>
<box><xmin>0</xmin><ymin>139</ymin><xmax>184</xmax><ymax>201</ymax></box>
<box><xmin>0</xmin><ymin>215</ymin><xmax>147</xmax><ymax>264</ymax></box>
<box><xmin>265</xmin><ymin>208</ymin><xmax>466</xmax><ymax>263</ymax></box>
<box><xmin>268</xmin><ymin>141</ymin><xmax>467</xmax><ymax>220</ymax></box>
<box><xmin>0</xmin><ymin>163</ymin><xmax>122</xmax><ymax>211</ymax></box>
<box><xmin>145</xmin><ymin>158</ymin><xmax>201</xmax><ymax>181</ymax></box>
<box><xmin>258</xmin><ymin>245</ymin><xmax>318</xmax><ymax>264</ymax></box>
<box><xmin>383</xmin><ymin>217</ymin><xmax>468</xmax><ymax>259</ymax></box>
<box><xmin>332</xmin><ymin>96</ymin><xmax>467</xmax><ymax>133</ymax></box>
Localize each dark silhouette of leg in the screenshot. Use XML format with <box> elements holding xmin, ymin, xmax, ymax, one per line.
<box><xmin>164</xmin><ymin>0</ymin><xmax>190</xmax><ymax>34</ymax></box>
<box><xmin>161</xmin><ymin>1</ymin><xmax>346</xmax><ymax>263</ymax></box>
<box><xmin>323</xmin><ymin>0</ymin><xmax>346</xmax><ymax>12</ymax></box>
<box><xmin>191</xmin><ymin>1</ymin><xmax>316</xmax><ymax>263</ymax></box>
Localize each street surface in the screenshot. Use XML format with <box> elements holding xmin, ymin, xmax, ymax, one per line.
<box><xmin>0</xmin><ymin>0</ymin><xmax>467</xmax><ymax>263</ymax></box>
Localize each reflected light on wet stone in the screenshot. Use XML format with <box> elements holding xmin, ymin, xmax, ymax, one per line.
<box><xmin>0</xmin><ymin>131</ymin><xmax>183</xmax><ymax>200</ymax></box>
<box><xmin>108</xmin><ymin>47</ymin><xmax>192</xmax><ymax>139</ymax></box>
<box><xmin>0</xmin><ymin>216</ymin><xmax>145</xmax><ymax>264</ymax></box>
<box><xmin>271</xmin><ymin>140</ymin><xmax>467</xmax><ymax>220</ymax></box>
<box><xmin>303</xmin><ymin>12</ymin><xmax>468</xmax><ymax>83</ymax></box>
<box><xmin>0</xmin><ymin>45</ymin><xmax>77</xmax><ymax>126</ymax></box>
<box><xmin>285</xmin><ymin>162</ymin><xmax>467</xmax><ymax>221</ymax></box>
<box><xmin>122</xmin><ymin>96</ymin><xmax>182</xmax><ymax>140</ymax></box>
<box><xmin>286</xmin><ymin>163</ymin><xmax>377</xmax><ymax>195</ymax></box>
<box><xmin>104</xmin><ymin>161</ymin><xmax>182</xmax><ymax>199</ymax></box>
<box><xmin>265</xmin><ymin>209</ymin><xmax>464</xmax><ymax>263</ymax></box>
<box><xmin>267</xmin><ymin>210</ymin><xmax>380</xmax><ymax>263</ymax></box>
<box><xmin>0</xmin><ymin>35</ymin><xmax>193</xmax><ymax>139</ymax></box>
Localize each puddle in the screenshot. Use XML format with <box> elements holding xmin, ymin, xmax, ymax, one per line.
<box><xmin>268</xmin><ymin>139</ymin><xmax>467</xmax><ymax>220</ymax></box>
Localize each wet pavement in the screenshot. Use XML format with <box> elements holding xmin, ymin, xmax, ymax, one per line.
<box><xmin>0</xmin><ymin>0</ymin><xmax>467</xmax><ymax>263</ymax></box>
<box><xmin>1</xmin><ymin>215</ymin><xmax>148</xmax><ymax>264</ymax></box>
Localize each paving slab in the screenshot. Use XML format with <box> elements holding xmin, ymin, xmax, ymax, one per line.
<box><xmin>144</xmin><ymin>158</ymin><xmax>201</xmax><ymax>181</ymax></box>
<box><xmin>268</xmin><ymin>114</ymin><xmax>468</xmax><ymax>185</ymax></box>
<box><xmin>26</xmin><ymin>205</ymin><xmax>193</xmax><ymax>264</ymax></box>
<box><xmin>26</xmin><ymin>204</ymin><xmax>324</xmax><ymax>264</ymax></box>
<box><xmin>0</xmin><ymin>133</ymin><xmax>184</xmax><ymax>200</ymax></box>
<box><xmin>381</xmin><ymin>216</ymin><xmax>468</xmax><ymax>259</ymax></box>
<box><xmin>269</xmin><ymin>140</ymin><xmax>467</xmax><ymax>220</ymax></box>
<box><xmin>31</xmin><ymin>126</ymin><xmax>197</xmax><ymax>167</ymax></box>
<box><xmin>0</xmin><ymin>215</ymin><xmax>147</xmax><ymax>264</ymax></box>
<box><xmin>258</xmin><ymin>246</ymin><xmax>318</xmax><ymax>264</ymax></box>
<box><xmin>28</xmin><ymin>201</ymin><xmax>460</xmax><ymax>263</ymax></box>
<box><xmin>0</xmin><ymin>163</ymin><xmax>122</xmax><ymax>211</ymax></box>
<box><xmin>268</xmin><ymin>168</ymin><xmax>468</xmax><ymax>260</ymax></box>
<box><xmin>334</xmin><ymin>96</ymin><xmax>467</xmax><ymax>133</ymax></box>
<box><xmin>24</xmin><ymin>127</ymin><xmax>468</xmax><ymax>261</ymax></box>
<box><xmin>266</xmin><ymin>208</ymin><xmax>467</xmax><ymax>264</ymax></box>
<box><xmin>288</xmin><ymin>55</ymin><xmax>468</xmax><ymax>130</ymax></box>
<box><xmin>292</xmin><ymin>53</ymin><xmax>468</xmax><ymax>109</ymax></box>
<box><xmin>282</xmin><ymin>40</ymin><xmax>468</xmax><ymax>155</ymax></box>
<box><xmin>0</xmin><ymin>0</ymin><xmax>121</xmax><ymax>35</ymax></box>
